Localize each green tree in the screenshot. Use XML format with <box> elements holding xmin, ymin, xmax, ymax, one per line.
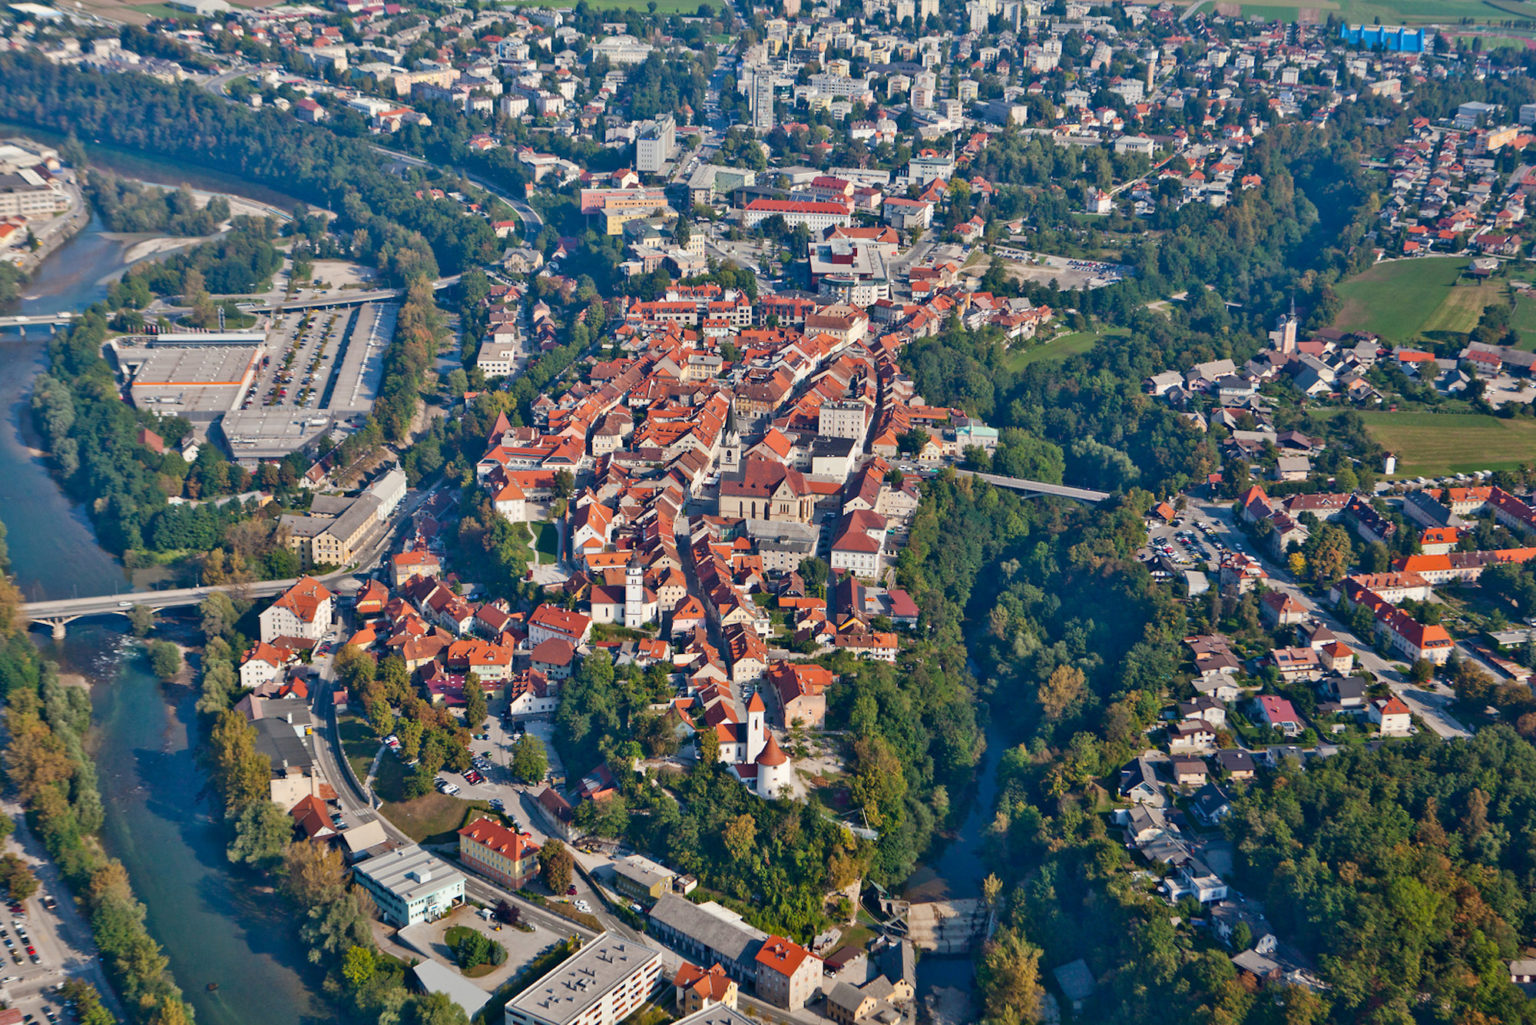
<box><xmin>464</xmin><ymin>675</ymin><xmax>488</xmax><ymax>729</ymax></box>
<box><xmin>978</xmin><ymin>926</ymin><xmax>1043</xmax><ymax>1024</ymax></box>
<box><xmin>129</xmin><ymin>604</ymin><xmax>155</xmax><ymax>637</ymax></box>
<box><xmin>226</xmin><ymin>801</ymin><xmax>293</xmax><ymax>869</ymax></box>
<box><xmin>539</xmin><ymin>839</ymin><xmax>574</xmax><ymax>893</ymax></box>
<box><xmin>147</xmin><ymin>640</ymin><xmax>182</xmax><ymax>682</ymax></box>
<box><xmin>341</xmin><ymin>944</ymin><xmax>377</xmax><ymax>991</ymax></box>
<box><xmin>510</xmin><ymin>734</ymin><xmax>548</xmax><ymax>784</ymax></box>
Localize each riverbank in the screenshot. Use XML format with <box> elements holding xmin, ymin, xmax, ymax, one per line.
<box><xmin>1</xmin><ymin>194</ymin><xmax>331</xmax><ymax>1024</ymax></box>
<box><xmin>8</xmin><ymin>182</ymin><xmax>90</xmax><ymax>279</ymax></box>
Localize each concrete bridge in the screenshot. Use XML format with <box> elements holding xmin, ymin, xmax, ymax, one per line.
<box><xmin>0</xmin><ymin>312</ymin><xmax>77</xmax><ymax>332</ymax></box>
<box><xmin>951</xmin><ymin>468</ymin><xmax>1112</xmax><ymax>503</ymax></box>
<box><xmin>22</xmin><ymin>573</ymin><xmax>360</xmax><ymax>639</ymax></box>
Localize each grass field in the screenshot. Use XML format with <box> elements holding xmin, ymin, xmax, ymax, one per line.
<box><xmin>1418</xmin><ymin>276</ymin><xmax>1505</xmax><ymax>337</ymax></box>
<box><xmin>1334</xmin><ymin>258</ymin><xmax>1476</xmax><ymax>342</ymax></box>
<box><xmin>1201</xmin><ymin>0</ymin><xmax>1536</xmax><ymax>24</ymax></box>
<box><xmin>1350</xmin><ymin>411</ymin><xmax>1536</xmax><ymax>476</ymax></box>
<box><xmin>1002</xmin><ymin>328</ymin><xmax>1125</xmax><ymax>371</ymax></box>
<box><xmin>382</xmin><ymin>791</ymin><xmax>495</xmax><ymax>845</ymax></box>
<box><xmin>1510</xmin><ymin>295</ymin><xmax>1536</xmax><ymax>350</ymax></box>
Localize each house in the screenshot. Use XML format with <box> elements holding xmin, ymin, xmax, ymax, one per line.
<box><xmin>611</xmin><ymin>855</ymin><xmax>676</xmax><ymax>902</ymax></box>
<box><xmin>674</xmin><ymin>963</ymin><xmax>738</xmax><ymax>1014</ymax></box>
<box><xmin>1051</xmin><ymin>960</ymin><xmax>1096</xmax><ymax>1014</ymax></box>
<box><xmin>766</xmin><ymin>660</ymin><xmax>831</xmax><ymax>729</ymax></box>
<box><xmin>258</xmin><ymin>577</ymin><xmax>333</xmax><ymax>643</ymax></box>
<box><xmin>1213</xmin><ymin>748</ymin><xmax>1255</xmax><ymax>781</ymax></box>
<box><xmin>1270</xmin><ymin>646</ymin><xmax>1322</xmax><ymax>683</ymax></box>
<box><xmin>1190</xmin><ymin>782</ymin><xmax>1233</xmax><ymax>825</ymax></box>
<box><xmin>458</xmin><ymin>816</ymin><xmax>540</xmax><ymax>889</ymax></box>
<box><xmin>1119</xmin><ymin>756</ymin><xmax>1164</xmax><ymax>804</ymax></box>
<box><xmin>1168</xmin><ymin>719</ymin><xmax>1215</xmax><ymax>754</ymax></box>
<box><xmin>1369</xmin><ymin>694</ymin><xmax>1412</xmax><ymax>736</ymax></box>
<box><xmin>1254</xmin><ymin>695</ymin><xmax>1304</xmax><ymax>737</ymax></box>
<box><xmin>648</xmin><ymin>895</ymin><xmax>769</xmax><ymax>983</ymax></box>
<box><xmin>755</xmin><ymin>936</ymin><xmax>822</xmax><ymax>1011</ymax></box>
<box><xmin>1177</xmin><ymin>695</ymin><xmax>1226</xmax><ymax>729</ymax></box>
<box><xmin>1172</xmin><ymin>758</ymin><xmax>1208</xmax><ymax>787</ymax></box>
<box><xmin>1260</xmin><ymin>591</ymin><xmax>1307</xmax><ymax>628</ymax></box>
<box><xmin>528</xmin><ymin>604</ymin><xmax>592</xmax><ymax>647</ymax></box>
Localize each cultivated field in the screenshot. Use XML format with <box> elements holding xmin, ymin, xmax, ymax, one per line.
<box><xmin>1353</xmin><ymin>411</ymin><xmax>1536</xmax><ymax>476</ymax></box>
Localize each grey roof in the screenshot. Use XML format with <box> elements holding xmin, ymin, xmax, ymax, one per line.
<box><xmin>827</xmin><ymin>981</ymin><xmax>867</xmax><ymax>1014</ymax></box>
<box><xmin>411</xmin><ymin>959</ymin><xmax>490</xmax><ymax>1019</ymax></box>
<box><xmin>1052</xmin><ymin>959</ymin><xmax>1096</xmax><ymax>1003</ymax></box>
<box><xmin>351</xmin><ymin>845</ymin><xmax>465</xmax><ymax>905</ymax></box>
<box><xmin>674</xmin><ymin>1006</ymin><xmax>758</xmax><ymax>1025</ymax></box>
<box><xmin>252</xmin><ymin>717</ymin><xmax>312</xmax><ymax>774</ymax></box>
<box><xmin>648</xmin><ymin>895</ymin><xmax>767</xmax><ymax>967</ymax></box>
<box><xmin>506</xmin><ymin>934</ymin><xmax>662</xmax><ymax>1025</ymax></box>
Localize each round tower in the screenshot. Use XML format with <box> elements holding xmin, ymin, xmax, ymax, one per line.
<box><xmin>755</xmin><ymin>732</ymin><xmax>791</xmax><ymax>798</ymax></box>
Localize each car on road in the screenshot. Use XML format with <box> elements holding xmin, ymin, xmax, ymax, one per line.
<box><xmin>489</xmin><ymin>798</ymin><xmax>505</xmax><ymax>811</ymax></box>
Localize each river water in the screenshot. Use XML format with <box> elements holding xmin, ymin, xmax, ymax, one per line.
<box><xmin>3</xmin><ymin>191</ymin><xmax>328</xmax><ymax>1024</ymax></box>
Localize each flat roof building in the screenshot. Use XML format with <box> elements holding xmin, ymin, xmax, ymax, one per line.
<box><xmin>351</xmin><ymin>844</ymin><xmax>465</xmax><ymax>927</ymax></box>
<box><xmin>504</xmin><ymin>934</ymin><xmax>663</xmax><ymax>1025</ymax></box>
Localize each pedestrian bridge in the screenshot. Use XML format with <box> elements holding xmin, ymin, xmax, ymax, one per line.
<box><xmin>951</xmin><ymin>468</ymin><xmax>1112</xmax><ymax>503</ymax></box>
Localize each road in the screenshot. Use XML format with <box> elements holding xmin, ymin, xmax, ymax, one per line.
<box><xmin>370</xmin><ymin>145</ymin><xmax>544</xmax><ymax>236</ymax></box>
<box><xmin>1183</xmin><ymin>500</ymin><xmax>1472</xmax><ymax>739</ymax></box>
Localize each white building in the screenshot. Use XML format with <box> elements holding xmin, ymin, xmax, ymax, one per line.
<box><xmin>352</xmin><ymin>845</ymin><xmax>465</xmax><ymax>927</ymax></box>
<box><xmin>636</xmin><ymin>115</ymin><xmax>676</xmax><ymax>174</ymax></box>
<box><xmin>257</xmin><ymin>576</ymin><xmax>333</xmax><ymax>643</ymax></box>
<box><xmin>505</xmin><ymin>935</ymin><xmax>664</xmax><ymax>1025</ymax></box>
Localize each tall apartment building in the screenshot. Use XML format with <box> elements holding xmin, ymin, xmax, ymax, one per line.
<box><xmin>636</xmin><ymin>115</ymin><xmax>676</xmax><ymax>174</ymax></box>
<box><xmin>751</xmin><ymin>71</ymin><xmax>776</xmax><ymax>132</ymax></box>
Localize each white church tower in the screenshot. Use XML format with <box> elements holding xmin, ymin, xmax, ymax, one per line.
<box><xmin>746</xmin><ymin>691</ymin><xmax>767</xmax><ymax>763</ymax></box>
<box><xmin>624</xmin><ymin>562</ymin><xmax>645</xmax><ymax>629</ymax></box>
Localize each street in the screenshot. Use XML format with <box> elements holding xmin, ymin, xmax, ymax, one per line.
<box><xmin>1180</xmin><ymin>500</ymin><xmax>1472</xmax><ymax>739</ymax></box>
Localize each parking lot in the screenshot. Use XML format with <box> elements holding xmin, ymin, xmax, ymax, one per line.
<box><xmin>395</xmin><ymin>904</ymin><xmax>566</xmax><ymax>995</ymax></box>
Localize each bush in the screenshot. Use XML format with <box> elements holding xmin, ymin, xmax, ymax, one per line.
<box><xmin>447</xmin><ymin>925</ymin><xmax>506</xmax><ymax>971</ymax></box>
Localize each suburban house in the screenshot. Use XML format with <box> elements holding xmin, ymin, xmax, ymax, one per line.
<box><xmin>754</xmin><ymin>936</ymin><xmax>822</xmax><ymax>1010</ymax></box>
<box><xmin>1369</xmin><ymin>695</ymin><xmax>1413</xmax><ymax>736</ymax></box>
<box><xmin>1254</xmin><ymin>695</ymin><xmax>1305</xmax><ymax>737</ymax></box>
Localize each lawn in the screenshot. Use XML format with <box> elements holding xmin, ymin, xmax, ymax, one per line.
<box><xmin>381</xmin><ymin>791</ymin><xmax>494</xmax><ymax>845</ymax></box>
<box><xmin>1418</xmin><ymin>276</ymin><xmax>1505</xmax><ymax>339</ymax></box>
<box><xmin>1333</xmin><ymin>258</ymin><xmax>1470</xmax><ymax>341</ymax></box>
<box><xmin>1350</xmin><ymin>411</ymin><xmax>1536</xmax><ymax>476</ymax></box>
<box><xmin>1001</xmin><ymin>327</ymin><xmax>1125</xmax><ymax>371</ymax></box>
<box><xmin>337</xmin><ymin>715</ymin><xmax>381</xmax><ymax>782</ymax></box>
<box><xmin>532</xmin><ymin>521</ymin><xmax>559</xmax><ymax>560</ymax></box>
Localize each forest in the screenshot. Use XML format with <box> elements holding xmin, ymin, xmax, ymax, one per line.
<box><xmin>0</xmin><ymin>53</ymin><xmax>498</xmax><ymax>284</ymax></box>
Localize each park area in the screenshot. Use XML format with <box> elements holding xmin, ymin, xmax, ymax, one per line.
<box><xmin>1349</xmin><ymin>411</ymin><xmax>1536</xmax><ymax>476</ymax></box>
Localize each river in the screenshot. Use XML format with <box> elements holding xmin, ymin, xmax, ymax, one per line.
<box><xmin>3</xmin><ymin>185</ymin><xmax>329</xmax><ymax>1025</ymax></box>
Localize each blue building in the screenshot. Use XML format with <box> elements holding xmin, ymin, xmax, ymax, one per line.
<box><xmin>1339</xmin><ymin>24</ymin><xmax>1427</xmax><ymax>53</ymax></box>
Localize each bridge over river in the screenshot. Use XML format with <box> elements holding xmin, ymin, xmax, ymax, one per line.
<box><xmin>23</xmin><ymin>572</ymin><xmax>360</xmax><ymax>638</ymax></box>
